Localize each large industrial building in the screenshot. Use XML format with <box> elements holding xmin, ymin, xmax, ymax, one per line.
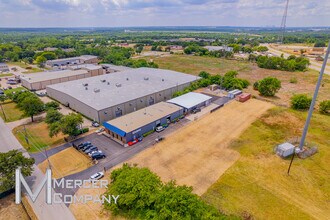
<box><xmin>103</xmin><ymin>102</ymin><xmax>183</xmax><ymax>145</ymax></box>
<box><xmin>46</xmin><ymin>67</ymin><xmax>199</xmax><ymax>123</ymax></box>
<box><xmin>21</xmin><ymin>65</ymin><xmax>103</xmax><ymax>90</ymax></box>
<box><xmin>45</xmin><ymin>55</ymin><xmax>98</xmax><ymax>68</ymax></box>
<box><xmin>167</xmin><ymin>92</ymin><xmax>212</xmax><ymax>113</ymax></box>
<box><xmin>101</xmin><ymin>64</ymin><xmax>133</xmax><ymax>73</ymax></box>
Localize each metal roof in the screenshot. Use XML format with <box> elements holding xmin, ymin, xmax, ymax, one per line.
<box><xmin>46</xmin><ymin>55</ymin><xmax>97</xmax><ymax>64</ymax></box>
<box><xmin>101</xmin><ymin>64</ymin><xmax>133</xmax><ymax>72</ymax></box>
<box><xmin>278</xmin><ymin>142</ymin><xmax>295</xmax><ymax>151</ymax></box>
<box><xmin>46</xmin><ymin>67</ymin><xmax>199</xmax><ymax>111</ymax></box>
<box><xmin>167</xmin><ymin>92</ymin><xmax>212</xmax><ymax>109</ymax></box>
<box><xmin>103</xmin><ymin>102</ymin><xmax>182</xmax><ymax>133</ymax></box>
<box><xmin>68</xmin><ymin>64</ymin><xmax>102</xmax><ymax>71</ymax></box>
<box><xmin>20</xmin><ymin>69</ymin><xmax>88</xmax><ymax>83</ymax></box>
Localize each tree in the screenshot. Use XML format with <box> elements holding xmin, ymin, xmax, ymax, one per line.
<box><xmin>45</xmin><ymin>109</ymin><xmax>63</xmax><ymax>125</ymax></box>
<box><xmin>103</xmin><ymin>164</ymin><xmax>224</xmax><ymax>219</ymax></box>
<box><xmin>198</xmin><ymin>71</ymin><xmax>210</xmax><ymax>79</ymax></box>
<box><xmin>20</xmin><ymin>96</ymin><xmax>45</xmax><ymax>122</ymax></box>
<box><xmin>319</xmin><ymin>100</ymin><xmax>330</xmax><ymax>114</ymax></box>
<box><xmin>0</xmin><ymin>150</ymin><xmax>35</xmax><ymax>192</ymax></box>
<box><xmin>36</xmin><ymin>55</ymin><xmax>47</xmax><ymax>67</ymax></box>
<box><xmin>60</xmin><ymin>113</ymin><xmax>83</xmax><ymax>137</ymax></box>
<box><xmin>314</xmin><ymin>41</ymin><xmax>326</xmax><ymax>47</ymax></box>
<box><xmin>258</xmin><ymin>77</ymin><xmax>281</xmax><ymax>96</ymax></box>
<box><xmin>291</xmin><ymin>94</ymin><xmax>312</xmax><ymax>110</ymax></box>
<box><xmin>45</xmin><ymin>101</ymin><xmax>60</xmax><ymax>110</ymax></box>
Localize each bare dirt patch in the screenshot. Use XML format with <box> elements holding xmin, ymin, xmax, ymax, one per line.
<box><xmin>0</xmin><ymin>194</ymin><xmax>30</xmax><ymax>220</ymax></box>
<box><xmin>38</xmin><ymin>147</ymin><xmax>93</xmax><ymax>179</ymax></box>
<box><xmin>123</xmin><ymin>99</ymin><xmax>273</xmax><ymax>195</ymax></box>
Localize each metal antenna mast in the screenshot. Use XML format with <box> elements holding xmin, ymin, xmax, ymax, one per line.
<box><xmin>279</xmin><ymin>0</ymin><xmax>289</xmax><ymax>44</ymax></box>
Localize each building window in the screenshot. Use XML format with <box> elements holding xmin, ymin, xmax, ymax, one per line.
<box><xmin>115</xmin><ymin>108</ymin><xmax>122</xmax><ymax>117</ymax></box>
<box><xmin>149</xmin><ymin>97</ymin><xmax>154</xmax><ymax>105</ymax></box>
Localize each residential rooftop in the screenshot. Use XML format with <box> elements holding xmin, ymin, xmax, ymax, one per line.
<box><xmin>46</xmin><ymin>67</ymin><xmax>199</xmax><ymax>111</ymax></box>
<box><xmin>20</xmin><ymin>69</ymin><xmax>88</xmax><ymax>83</ymax></box>
<box><xmin>104</xmin><ymin>102</ymin><xmax>182</xmax><ymax>133</ymax></box>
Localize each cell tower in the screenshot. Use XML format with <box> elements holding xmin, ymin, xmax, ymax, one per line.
<box><xmin>279</xmin><ymin>0</ymin><xmax>289</xmax><ymax>44</ymax></box>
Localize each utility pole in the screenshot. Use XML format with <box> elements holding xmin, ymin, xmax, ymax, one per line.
<box><xmin>288</xmin><ymin>41</ymin><xmax>330</xmax><ymax>175</ymax></box>
<box><xmin>0</xmin><ymin>103</ymin><xmax>7</xmax><ymax>121</ymax></box>
<box><xmin>23</xmin><ymin>125</ymin><xmax>29</xmax><ymax>146</ymax></box>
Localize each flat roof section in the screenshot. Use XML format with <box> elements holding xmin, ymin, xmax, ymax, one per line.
<box><xmin>47</xmin><ymin>67</ymin><xmax>199</xmax><ymax>111</ymax></box>
<box><xmin>167</xmin><ymin>92</ymin><xmax>212</xmax><ymax>109</ymax></box>
<box><xmin>20</xmin><ymin>69</ymin><xmax>88</xmax><ymax>83</ymax></box>
<box><xmin>103</xmin><ymin>102</ymin><xmax>182</xmax><ymax>134</ymax></box>
<box><xmin>69</xmin><ymin>64</ymin><xmax>102</xmax><ymax>71</ymax></box>
<box><xmin>101</xmin><ymin>64</ymin><xmax>133</xmax><ymax>72</ymax></box>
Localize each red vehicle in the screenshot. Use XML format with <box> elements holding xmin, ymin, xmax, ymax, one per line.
<box><xmin>127</xmin><ymin>139</ymin><xmax>138</xmax><ymax>146</ymax></box>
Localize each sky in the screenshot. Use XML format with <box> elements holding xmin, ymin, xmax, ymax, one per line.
<box><xmin>0</xmin><ymin>0</ymin><xmax>329</xmax><ymax>28</ymax></box>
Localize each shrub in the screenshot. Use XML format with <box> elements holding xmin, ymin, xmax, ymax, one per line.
<box><xmin>319</xmin><ymin>100</ymin><xmax>330</xmax><ymax>114</ymax></box>
<box><xmin>253</xmin><ymin>81</ymin><xmax>259</xmax><ymax>90</ymax></box>
<box><xmin>291</xmin><ymin>94</ymin><xmax>312</xmax><ymax>110</ymax></box>
<box><xmin>45</xmin><ymin>101</ymin><xmax>60</xmax><ymax>110</ymax></box>
<box><xmin>258</xmin><ymin>77</ymin><xmax>281</xmax><ymax>96</ymax></box>
<box><xmin>289</xmin><ymin>77</ymin><xmax>298</xmax><ymax>84</ymax></box>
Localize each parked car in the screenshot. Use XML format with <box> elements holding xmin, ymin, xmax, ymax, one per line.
<box><xmin>156</xmin><ymin>126</ymin><xmax>165</xmax><ymax>132</ymax></box>
<box><xmin>75</xmin><ymin>141</ymin><xmax>91</xmax><ymax>149</ymax></box>
<box><xmin>92</xmin><ymin>121</ymin><xmax>100</xmax><ymax>127</ymax></box>
<box><xmin>84</xmin><ymin>146</ymin><xmax>98</xmax><ymax>154</ymax></box>
<box><xmin>88</xmin><ymin>150</ymin><xmax>102</xmax><ymax>156</ymax></box>
<box><xmin>127</xmin><ymin>139</ymin><xmax>138</xmax><ymax>146</ymax></box>
<box><xmin>82</xmin><ymin>145</ymin><xmax>94</xmax><ymax>152</ymax></box>
<box><xmin>91</xmin><ymin>152</ymin><xmax>106</xmax><ymax>160</ymax></box>
<box><xmin>95</xmin><ymin>128</ymin><xmax>105</xmax><ymax>133</ymax></box>
<box><xmin>155</xmin><ymin>137</ymin><xmax>165</xmax><ymax>143</ymax></box>
<box><xmin>0</xmin><ymin>89</ymin><xmax>4</xmax><ymax>95</ymax></box>
<box><xmin>192</xmin><ymin>108</ymin><xmax>201</xmax><ymax>114</ymax></box>
<box><xmin>36</xmin><ymin>91</ymin><xmax>47</xmax><ymax>97</ymax></box>
<box><xmin>90</xmin><ymin>172</ymin><xmax>104</xmax><ymax>180</ymax></box>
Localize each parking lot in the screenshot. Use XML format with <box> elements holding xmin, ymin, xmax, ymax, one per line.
<box><xmin>30</xmin><ymin>117</ymin><xmax>190</xmax><ymax>199</ymax></box>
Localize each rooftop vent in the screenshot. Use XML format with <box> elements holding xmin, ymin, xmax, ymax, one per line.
<box><xmin>94</xmin><ymin>88</ymin><xmax>100</xmax><ymax>93</ymax></box>
<box><xmin>85</xmin><ymin>87</ymin><xmax>88</xmax><ymax>90</ymax></box>
<box><xmin>107</xmin><ymin>82</ymin><xmax>110</xmax><ymax>85</ymax></box>
<box><xmin>162</xmin><ymin>79</ymin><xmax>164</xmax><ymax>81</ymax></box>
<box><xmin>126</xmin><ymin>78</ymin><xmax>129</xmax><ymax>81</ymax></box>
<box><xmin>116</xmin><ymin>83</ymin><xmax>122</xmax><ymax>87</ymax></box>
<box><xmin>101</xmin><ymin>79</ymin><xmax>106</xmax><ymax>83</ymax></box>
<box><xmin>144</xmin><ymin>77</ymin><xmax>149</xmax><ymax>81</ymax></box>
<box><xmin>83</xmin><ymin>83</ymin><xmax>88</xmax><ymax>86</ymax></box>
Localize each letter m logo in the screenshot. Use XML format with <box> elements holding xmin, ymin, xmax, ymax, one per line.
<box><xmin>15</xmin><ymin>168</ymin><xmax>52</xmax><ymax>204</ymax></box>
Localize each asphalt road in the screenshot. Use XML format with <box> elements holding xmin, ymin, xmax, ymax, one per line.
<box><xmin>0</xmin><ymin>117</ymin><xmax>76</xmax><ymax>220</ymax></box>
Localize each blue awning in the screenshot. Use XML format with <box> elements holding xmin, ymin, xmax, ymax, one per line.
<box><xmin>103</xmin><ymin>122</ymin><xmax>126</xmax><ymax>137</ymax></box>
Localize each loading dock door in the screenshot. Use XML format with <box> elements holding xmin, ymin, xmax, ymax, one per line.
<box><xmin>156</xmin><ymin>120</ymin><xmax>161</xmax><ymax>126</ymax></box>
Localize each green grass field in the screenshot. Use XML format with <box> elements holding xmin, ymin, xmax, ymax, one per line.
<box><xmin>151</xmin><ymin>55</ymin><xmax>252</xmax><ymax>75</ymax></box>
<box><xmin>202</xmin><ymin>107</ymin><xmax>330</xmax><ymax>220</ymax></box>
<box><xmin>0</xmin><ymin>73</ymin><xmax>14</xmax><ymax>77</ymax></box>
<box><xmin>0</xmin><ymin>102</ymin><xmax>25</xmax><ymax>122</ymax></box>
<box><xmin>13</xmin><ymin>121</ymin><xmax>66</xmax><ymax>152</ymax></box>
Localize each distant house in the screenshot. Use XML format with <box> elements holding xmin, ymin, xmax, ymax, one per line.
<box><xmin>44</xmin><ymin>47</ymin><xmax>58</xmax><ymax>52</ymax></box>
<box><xmin>204</xmin><ymin>46</ymin><xmax>233</xmax><ymax>52</ymax></box>
<box><xmin>170</xmin><ymin>45</ymin><xmax>183</xmax><ymax>50</ymax></box>
<box><xmin>62</xmin><ymin>48</ymin><xmax>75</xmax><ymax>53</ymax></box>
<box><xmin>0</xmin><ymin>63</ymin><xmax>9</xmax><ymax>72</ymax></box>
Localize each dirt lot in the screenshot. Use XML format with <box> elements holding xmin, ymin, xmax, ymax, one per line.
<box><xmin>69</xmin><ymin>99</ymin><xmax>273</xmax><ymax>219</ymax></box>
<box><xmin>124</xmin><ymin>99</ymin><xmax>273</xmax><ymax>195</ymax></box>
<box><xmin>0</xmin><ymin>194</ymin><xmax>30</xmax><ymax>220</ymax></box>
<box><xmin>38</xmin><ymin>147</ymin><xmax>93</xmax><ymax>179</ymax></box>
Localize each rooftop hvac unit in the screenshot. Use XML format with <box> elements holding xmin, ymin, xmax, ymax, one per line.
<box><xmin>144</xmin><ymin>77</ymin><xmax>149</xmax><ymax>81</ymax></box>
<box><xmin>126</xmin><ymin>78</ymin><xmax>129</xmax><ymax>81</ymax></box>
<box><xmin>94</xmin><ymin>88</ymin><xmax>100</xmax><ymax>93</ymax></box>
<box><xmin>101</xmin><ymin>79</ymin><xmax>106</xmax><ymax>83</ymax></box>
<box><xmin>162</xmin><ymin>79</ymin><xmax>164</xmax><ymax>81</ymax></box>
<box><xmin>107</xmin><ymin>82</ymin><xmax>110</xmax><ymax>85</ymax></box>
<box><xmin>85</xmin><ymin>87</ymin><xmax>88</xmax><ymax>90</ymax></box>
<box><xmin>83</xmin><ymin>83</ymin><xmax>88</xmax><ymax>86</ymax></box>
<box><xmin>116</xmin><ymin>83</ymin><xmax>122</xmax><ymax>87</ymax></box>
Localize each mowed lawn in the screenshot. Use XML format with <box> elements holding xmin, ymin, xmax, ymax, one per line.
<box><xmin>13</xmin><ymin>121</ymin><xmax>66</xmax><ymax>152</ymax></box>
<box><xmin>202</xmin><ymin>108</ymin><xmax>330</xmax><ymax>220</ymax></box>
<box><xmin>0</xmin><ymin>102</ymin><xmax>25</xmax><ymax>122</ymax></box>
<box><xmin>38</xmin><ymin>147</ymin><xmax>93</xmax><ymax>179</ymax></box>
<box><xmin>151</xmin><ymin>54</ymin><xmax>252</xmax><ymax>75</ymax></box>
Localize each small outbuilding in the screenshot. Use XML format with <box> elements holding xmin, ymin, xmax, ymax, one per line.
<box><xmin>227</xmin><ymin>89</ymin><xmax>242</xmax><ymax>99</ymax></box>
<box><xmin>0</xmin><ymin>63</ymin><xmax>9</xmax><ymax>72</ymax></box>
<box><xmin>167</xmin><ymin>92</ymin><xmax>212</xmax><ymax>113</ymax></box>
<box><xmin>275</xmin><ymin>142</ymin><xmax>295</xmax><ymax>158</ymax></box>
